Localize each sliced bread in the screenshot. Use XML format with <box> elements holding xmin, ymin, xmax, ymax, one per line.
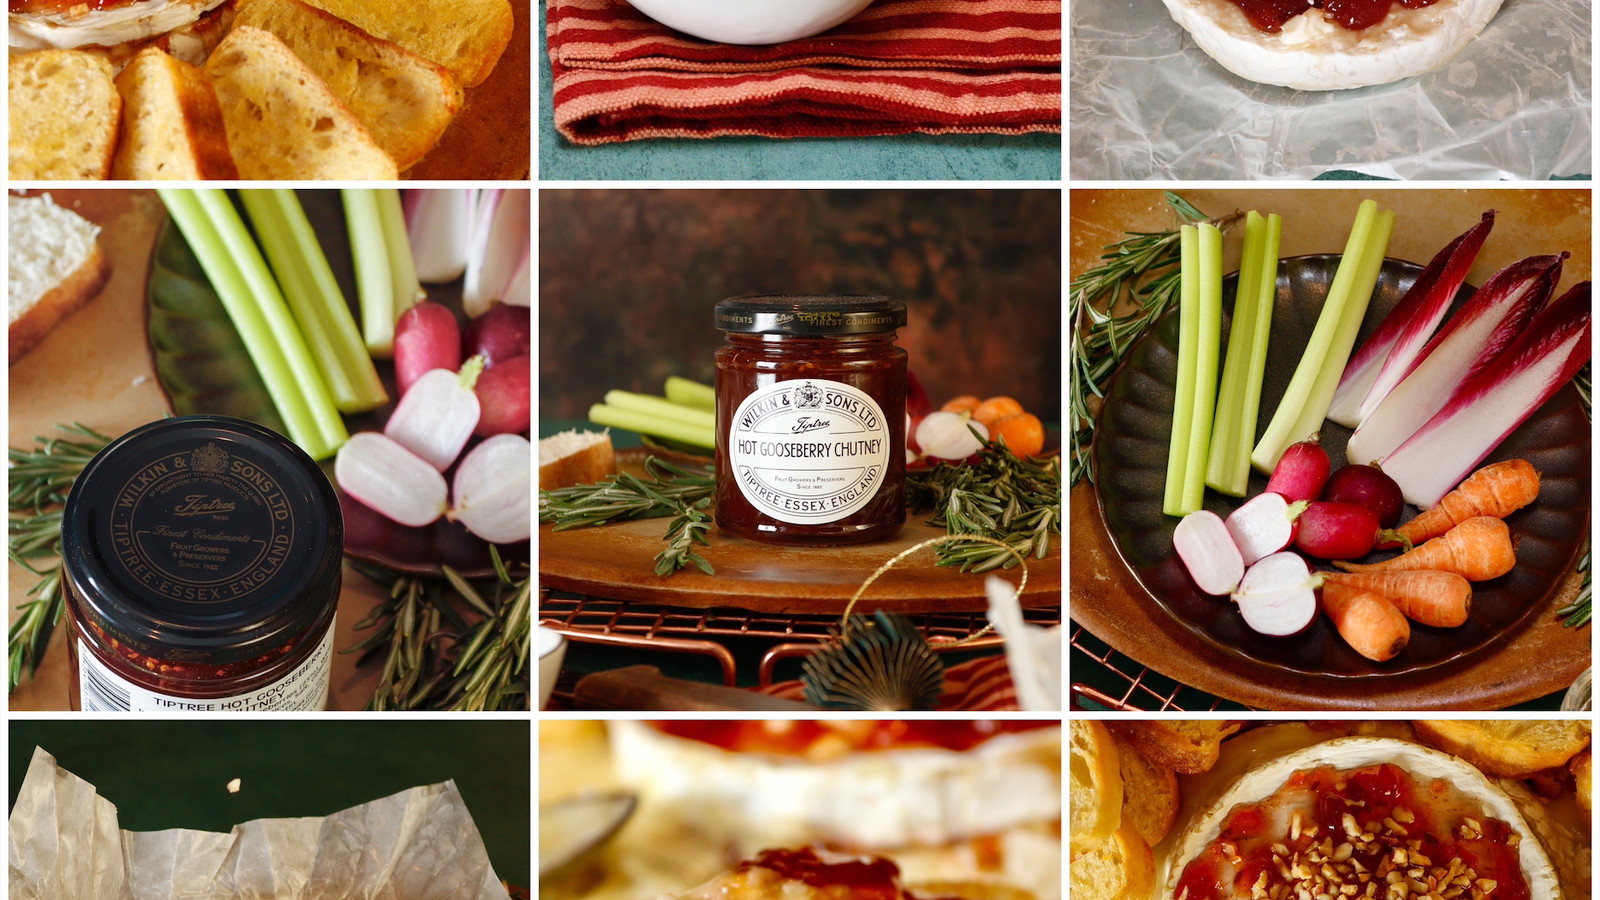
<box><xmin>113</xmin><ymin>46</ymin><xmax>239</xmax><ymax>180</ymax></box>
<box><xmin>1109</xmin><ymin>731</ymin><xmax>1181</xmax><ymax>846</ymax></box>
<box><xmin>1414</xmin><ymin>720</ymin><xmax>1592</xmax><ymax>779</ymax></box>
<box><xmin>202</xmin><ymin>25</ymin><xmax>399</xmax><ymax>180</ymax></box>
<box><xmin>1069</xmin><ymin>824</ymin><xmax>1155</xmax><ymax>900</ymax></box>
<box><xmin>1069</xmin><ymin>720</ymin><xmax>1123</xmax><ymax>848</ymax></box>
<box><xmin>294</xmin><ymin>0</ymin><xmax>513</xmax><ymax>86</ymax></box>
<box><xmin>9</xmin><ymin>194</ymin><xmax>111</xmax><ymax>362</ymax></box>
<box><xmin>539</xmin><ymin>429</ymin><xmax>615</xmax><ymax>490</ymax></box>
<box><xmin>233</xmin><ymin>0</ymin><xmax>463</xmax><ymax>170</ymax></box>
<box><xmin>1106</xmin><ymin>719</ymin><xmax>1241</xmax><ymax>775</ymax></box>
<box><xmin>9</xmin><ymin>50</ymin><xmax>121</xmax><ymax>180</ymax></box>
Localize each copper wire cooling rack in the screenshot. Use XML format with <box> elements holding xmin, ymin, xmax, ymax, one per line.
<box><xmin>1070</xmin><ymin>622</ymin><xmax>1253</xmax><ymax>712</ymax></box>
<box><xmin>541</xmin><ymin>588</ymin><xmax>1061</xmax><ymax>689</ymax></box>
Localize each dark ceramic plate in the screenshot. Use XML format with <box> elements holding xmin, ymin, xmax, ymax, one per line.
<box><xmin>145</xmin><ymin>191</ymin><xmax>529</xmax><ymax>578</ymax></box>
<box><xmin>1092</xmin><ymin>255</ymin><xmax>1590</xmax><ymax>678</ymax></box>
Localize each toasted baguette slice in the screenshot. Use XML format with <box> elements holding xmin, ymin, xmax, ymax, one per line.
<box><xmin>1069</xmin><ymin>824</ymin><xmax>1154</xmax><ymax>900</ymax></box>
<box><xmin>1106</xmin><ymin>720</ymin><xmax>1241</xmax><ymax>775</ymax></box>
<box><xmin>1572</xmin><ymin>749</ymin><xmax>1591</xmax><ymax>814</ymax></box>
<box><xmin>1109</xmin><ymin>732</ymin><xmax>1181</xmax><ymax>846</ymax></box>
<box><xmin>294</xmin><ymin>0</ymin><xmax>512</xmax><ymax>86</ymax></box>
<box><xmin>1069</xmin><ymin>720</ymin><xmax>1123</xmax><ymax>847</ymax></box>
<box><xmin>233</xmin><ymin>0</ymin><xmax>463</xmax><ymax>170</ymax></box>
<box><xmin>539</xmin><ymin>429</ymin><xmax>615</xmax><ymax>490</ymax></box>
<box><xmin>112</xmin><ymin>47</ymin><xmax>239</xmax><ymax>180</ymax></box>
<box><xmin>9</xmin><ymin>50</ymin><xmax>120</xmax><ymax>180</ymax></box>
<box><xmin>9</xmin><ymin>194</ymin><xmax>111</xmax><ymax>362</ymax></box>
<box><xmin>1415</xmin><ymin>720</ymin><xmax>1593</xmax><ymax>779</ymax></box>
<box><xmin>203</xmin><ymin>26</ymin><xmax>398</xmax><ymax>180</ymax></box>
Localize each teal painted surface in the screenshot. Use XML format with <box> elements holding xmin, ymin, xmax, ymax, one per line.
<box><xmin>10</xmin><ymin>720</ymin><xmax>531</xmax><ymax>885</ymax></box>
<box><xmin>538</xmin><ymin>2</ymin><xmax>1061</xmax><ymax>182</ymax></box>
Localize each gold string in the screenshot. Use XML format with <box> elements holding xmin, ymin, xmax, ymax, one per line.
<box><xmin>839</xmin><ymin>535</ymin><xmax>1029</xmax><ymax>647</ymax></box>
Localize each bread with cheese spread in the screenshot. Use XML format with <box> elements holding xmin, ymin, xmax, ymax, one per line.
<box><xmin>1161</xmin><ymin>0</ymin><xmax>1506</xmax><ymax>91</ymax></box>
<box><xmin>8</xmin><ymin>194</ymin><xmax>111</xmax><ymax>362</ymax></box>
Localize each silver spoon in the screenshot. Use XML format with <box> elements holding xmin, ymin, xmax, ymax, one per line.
<box><xmin>539</xmin><ymin>790</ymin><xmax>638</xmax><ymax>878</ymax></box>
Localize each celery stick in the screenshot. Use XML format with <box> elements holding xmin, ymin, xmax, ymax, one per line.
<box><xmin>1177</xmin><ymin>223</ymin><xmax>1224</xmax><ymax>514</ymax></box>
<box><xmin>1162</xmin><ymin>226</ymin><xmax>1201</xmax><ymax>516</ymax></box>
<box><xmin>588</xmin><ymin>403</ymin><xmax>716</xmax><ymax>449</ymax></box>
<box><xmin>1251</xmin><ymin>200</ymin><xmax>1388</xmax><ymax>474</ymax></box>
<box><xmin>664</xmin><ymin>376</ymin><xmax>716</xmax><ymax>410</ymax></box>
<box><xmin>603</xmin><ymin>390</ymin><xmax>716</xmax><ymax>429</ymax></box>
<box><xmin>240</xmin><ymin>190</ymin><xmax>388</xmax><ymax>413</ymax></box>
<box><xmin>160</xmin><ymin>189</ymin><xmax>348</xmax><ymax>460</ymax></box>
<box><xmin>1205</xmin><ymin>212</ymin><xmax>1282</xmax><ymax>496</ymax></box>
<box><xmin>344</xmin><ymin>189</ymin><xmax>394</xmax><ymax>357</ymax></box>
<box><xmin>375</xmin><ymin>188</ymin><xmax>425</xmax><ymax>325</ymax></box>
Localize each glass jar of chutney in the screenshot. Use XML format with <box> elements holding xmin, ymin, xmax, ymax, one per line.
<box><xmin>60</xmin><ymin>416</ymin><xmax>342</xmax><ymax>711</ymax></box>
<box><xmin>714</xmin><ymin>294</ymin><xmax>907</xmax><ymax>545</ymax></box>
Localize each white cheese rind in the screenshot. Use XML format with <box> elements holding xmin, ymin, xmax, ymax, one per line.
<box><xmin>1160</xmin><ymin>0</ymin><xmax>1506</xmax><ymax>90</ymax></box>
<box><xmin>1164</xmin><ymin>736</ymin><xmax>1563</xmax><ymax>899</ymax></box>
<box><xmin>9</xmin><ymin>0</ymin><xmax>225</xmax><ymax>50</ymax></box>
<box><xmin>609</xmin><ymin>722</ymin><xmax>1062</xmax><ymax>850</ymax></box>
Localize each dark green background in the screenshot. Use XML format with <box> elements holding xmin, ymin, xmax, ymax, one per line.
<box><xmin>9</xmin><ymin>720</ymin><xmax>530</xmax><ymax>885</ymax></box>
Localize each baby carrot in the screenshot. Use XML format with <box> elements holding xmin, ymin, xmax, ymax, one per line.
<box><xmin>1322</xmin><ymin>581</ymin><xmax>1410</xmax><ymax>662</ymax></box>
<box><xmin>1334</xmin><ymin>517</ymin><xmax>1515</xmax><ymax>582</ymax></box>
<box><xmin>1393</xmin><ymin>459</ymin><xmax>1539</xmax><ymax>547</ymax></box>
<box><xmin>1319</xmin><ymin>570</ymin><xmax>1471</xmax><ymax>628</ymax></box>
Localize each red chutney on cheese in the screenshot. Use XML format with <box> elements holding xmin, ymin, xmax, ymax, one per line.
<box><xmin>1226</xmin><ymin>0</ymin><xmax>1441</xmax><ymax>32</ymax></box>
<box><xmin>1175</xmin><ymin>762</ymin><xmax>1530</xmax><ymax>900</ymax></box>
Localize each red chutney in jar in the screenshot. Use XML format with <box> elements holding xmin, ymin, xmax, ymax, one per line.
<box><xmin>60</xmin><ymin>416</ymin><xmax>342</xmax><ymax>712</ymax></box>
<box><xmin>1175</xmin><ymin>762</ymin><xmax>1530</xmax><ymax>900</ymax></box>
<box><xmin>714</xmin><ymin>295</ymin><xmax>907</xmax><ymax>545</ymax></box>
<box><xmin>1227</xmin><ymin>0</ymin><xmax>1440</xmax><ymax>33</ymax></box>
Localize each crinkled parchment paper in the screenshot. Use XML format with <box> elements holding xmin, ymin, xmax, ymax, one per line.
<box><xmin>9</xmin><ymin>747</ymin><xmax>509</xmax><ymax>900</ymax></box>
<box><xmin>1070</xmin><ymin>0</ymin><xmax>1591</xmax><ymax>180</ymax></box>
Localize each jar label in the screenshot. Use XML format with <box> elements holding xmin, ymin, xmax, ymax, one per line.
<box><xmin>727</xmin><ymin>379</ymin><xmax>891</xmax><ymax>524</ymax></box>
<box><xmin>77</xmin><ymin>620</ymin><xmax>334</xmax><ymax>712</ymax></box>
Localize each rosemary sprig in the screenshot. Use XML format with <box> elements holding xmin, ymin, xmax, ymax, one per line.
<box><xmin>1559</xmin><ymin>362</ymin><xmax>1591</xmax><ymax>627</ymax></box>
<box><xmin>8</xmin><ymin>424</ymin><xmax>114</xmax><ymax>691</ymax></box>
<box><xmin>539</xmin><ymin>456</ymin><xmax>715</xmax><ymax>529</ymax></box>
<box><xmin>655</xmin><ymin>499</ymin><xmax>714</xmax><ymax>576</ymax></box>
<box><xmin>907</xmin><ymin>439</ymin><xmax>1061</xmax><ymax>573</ymax></box>
<box><xmin>347</xmin><ymin>548</ymin><xmax>531</xmax><ymax>711</ymax></box>
<box><xmin>1069</xmin><ymin>192</ymin><xmax>1239</xmax><ymax>487</ymax></box>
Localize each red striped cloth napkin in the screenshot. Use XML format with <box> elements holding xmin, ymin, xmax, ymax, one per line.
<box><xmin>760</xmin><ymin>654</ymin><xmax>1021</xmax><ymax>711</ymax></box>
<box><xmin>548</xmin><ymin>0</ymin><xmax>1062</xmax><ymax>145</ymax></box>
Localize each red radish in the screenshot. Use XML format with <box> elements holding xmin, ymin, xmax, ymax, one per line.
<box><xmin>1320</xmin><ymin>581</ymin><xmax>1410</xmax><ymax>662</ymax></box>
<box><xmin>1328</xmin><ymin>211</ymin><xmax>1494</xmax><ymax>428</ymax></box>
<box><xmin>473</xmin><ymin>353</ymin><xmax>531</xmax><ymax>436</ymax></box>
<box><xmin>1173</xmin><ymin>510</ymin><xmax>1244</xmax><ymax>596</ymax></box>
<box><xmin>1294</xmin><ymin>501</ymin><xmax>1403</xmax><ymax>560</ymax></box>
<box><xmin>1382</xmin><ymin>282</ymin><xmax>1590</xmax><ymax>509</ymax></box>
<box><xmin>1264</xmin><ymin>440</ymin><xmax>1330</xmax><ymax>503</ymax></box>
<box><xmin>1347</xmin><ymin>254</ymin><xmax>1564</xmax><ymax>467</ymax></box>
<box><xmin>1224</xmin><ymin>492</ymin><xmax>1307</xmax><ymax>565</ymax></box>
<box><xmin>464</xmin><ymin>304</ymin><xmax>531</xmax><ymax>365</ymax></box>
<box><xmin>385</xmin><ymin>358</ymin><xmax>484</xmax><ymax>469</ymax></box>
<box><xmin>393</xmin><ymin>302</ymin><xmax>462</xmax><ymax>397</ymax></box>
<box><xmin>449</xmin><ymin>434</ymin><xmax>531</xmax><ymax>543</ymax></box>
<box><xmin>1231</xmin><ymin>551</ymin><xmax>1318</xmax><ymax>636</ymax></box>
<box><xmin>1321</xmin><ymin>464</ymin><xmax>1405</xmax><ymax>528</ymax></box>
<box><xmin>334</xmin><ymin>432</ymin><xmax>447</xmax><ymax>527</ymax></box>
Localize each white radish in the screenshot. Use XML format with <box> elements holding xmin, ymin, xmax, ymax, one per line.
<box><xmin>385</xmin><ymin>357</ymin><xmax>484</xmax><ymax>470</ymax></box>
<box><xmin>405</xmin><ymin>188</ymin><xmax>476</xmax><ymax>283</ymax></box>
<box><xmin>1173</xmin><ymin>510</ymin><xmax>1243</xmax><ymax>596</ymax></box>
<box><xmin>1231</xmin><ymin>552</ymin><xmax>1319</xmax><ymax>636</ymax></box>
<box><xmin>335</xmin><ymin>432</ymin><xmax>448</xmax><ymax>527</ymax></box>
<box><xmin>449</xmin><ymin>434</ymin><xmax>532</xmax><ymax>544</ymax></box>
<box><xmin>1224</xmin><ymin>493</ymin><xmax>1307</xmax><ymax>566</ymax></box>
<box><xmin>915</xmin><ymin>411</ymin><xmax>988</xmax><ymax>461</ymax></box>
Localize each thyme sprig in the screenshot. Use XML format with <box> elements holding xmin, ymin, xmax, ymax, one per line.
<box><xmin>347</xmin><ymin>549</ymin><xmax>531</xmax><ymax>711</ymax></box>
<box><xmin>8</xmin><ymin>424</ymin><xmax>114</xmax><ymax>691</ymax></box>
<box><xmin>907</xmin><ymin>439</ymin><xmax>1061</xmax><ymax>573</ymax></box>
<box><xmin>1069</xmin><ymin>192</ymin><xmax>1239</xmax><ymax>487</ymax></box>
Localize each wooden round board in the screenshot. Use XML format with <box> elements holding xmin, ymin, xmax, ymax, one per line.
<box><xmin>541</xmin><ymin>451</ymin><xmax>1061</xmax><ymax>613</ymax></box>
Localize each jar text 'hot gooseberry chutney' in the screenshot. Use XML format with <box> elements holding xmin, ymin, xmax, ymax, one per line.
<box><xmin>60</xmin><ymin>416</ymin><xmax>342</xmax><ymax>711</ymax></box>
<box><xmin>715</xmin><ymin>295</ymin><xmax>907</xmax><ymax>545</ymax></box>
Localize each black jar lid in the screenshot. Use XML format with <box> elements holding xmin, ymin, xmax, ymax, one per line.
<box><xmin>60</xmin><ymin>416</ymin><xmax>342</xmax><ymax>664</ymax></box>
<box><xmin>715</xmin><ymin>294</ymin><xmax>907</xmax><ymax>335</ymax></box>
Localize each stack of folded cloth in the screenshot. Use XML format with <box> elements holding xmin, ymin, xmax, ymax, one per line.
<box><xmin>547</xmin><ymin>0</ymin><xmax>1061</xmax><ymax>144</ymax></box>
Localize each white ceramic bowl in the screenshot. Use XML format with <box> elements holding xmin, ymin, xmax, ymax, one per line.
<box><xmin>537</xmin><ymin>627</ymin><xmax>567</xmax><ymax>710</ymax></box>
<box><xmin>625</xmin><ymin>0</ymin><xmax>875</xmax><ymax>45</ymax></box>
